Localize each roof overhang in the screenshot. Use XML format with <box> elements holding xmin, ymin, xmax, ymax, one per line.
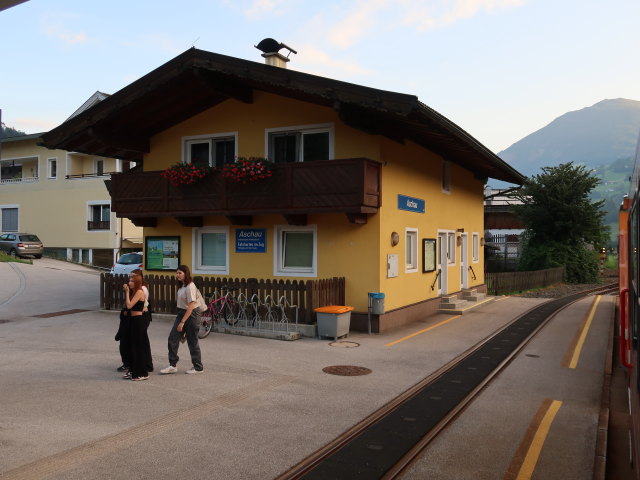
<box><xmin>41</xmin><ymin>48</ymin><xmax>525</xmax><ymax>185</ymax></box>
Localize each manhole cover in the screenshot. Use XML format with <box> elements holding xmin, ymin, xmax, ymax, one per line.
<box><xmin>329</xmin><ymin>341</ymin><xmax>360</xmax><ymax>348</ymax></box>
<box><xmin>322</xmin><ymin>365</ymin><xmax>372</xmax><ymax>376</ymax></box>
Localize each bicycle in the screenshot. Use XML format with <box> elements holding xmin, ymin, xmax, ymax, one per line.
<box><xmin>198</xmin><ymin>287</ymin><xmax>239</xmax><ymax>338</ymax></box>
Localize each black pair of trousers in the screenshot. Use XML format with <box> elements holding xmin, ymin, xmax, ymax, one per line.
<box><xmin>128</xmin><ymin>313</ymin><xmax>153</xmax><ymax>377</ymax></box>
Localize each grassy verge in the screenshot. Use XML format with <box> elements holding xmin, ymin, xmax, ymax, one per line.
<box><xmin>0</xmin><ymin>252</ymin><xmax>33</xmax><ymax>264</ymax></box>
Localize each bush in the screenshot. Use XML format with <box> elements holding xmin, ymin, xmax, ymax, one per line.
<box><xmin>519</xmin><ymin>241</ymin><xmax>600</xmax><ymax>283</ymax></box>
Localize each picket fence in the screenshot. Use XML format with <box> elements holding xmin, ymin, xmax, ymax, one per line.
<box><xmin>100</xmin><ymin>273</ymin><xmax>345</xmax><ymax>324</ymax></box>
<box><xmin>485</xmin><ymin>267</ymin><xmax>565</xmax><ymax>295</ymax></box>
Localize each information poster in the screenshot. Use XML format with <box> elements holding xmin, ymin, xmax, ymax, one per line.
<box><xmin>423</xmin><ymin>238</ymin><xmax>436</xmax><ymax>273</ymax></box>
<box><xmin>145</xmin><ymin>236</ymin><xmax>180</xmax><ymax>271</ymax></box>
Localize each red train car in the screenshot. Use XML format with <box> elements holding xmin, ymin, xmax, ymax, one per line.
<box><xmin>619</xmin><ymin>132</ymin><xmax>640</xmax><ymax>478</ymax></box>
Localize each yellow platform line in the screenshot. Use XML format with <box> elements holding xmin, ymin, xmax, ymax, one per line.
<box><xmin>567</xmin><ymin>295</ymin><xmax>601</xmax><ymax>369</ymax></box>
<box><xmin>504</xmin><ymin>398</ymin><xmax>563</xmax><ymax>480</ymax></box>
<box><xmin>385</xmin><ymin>315</ymin><xmax>461</xmax><ymax>347</ymax></box>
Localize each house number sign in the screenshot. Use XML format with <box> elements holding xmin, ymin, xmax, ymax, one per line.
<box><xmin>397</xmin><ymin>194</ymin><xmax>425</xmax><ymax>214</ymax></box>
<box><xmin>235</xmin><ymin>229</ymin><xmax>266</xmax><ymax>253</ymax></box>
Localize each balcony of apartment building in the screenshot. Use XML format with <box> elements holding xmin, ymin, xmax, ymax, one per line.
<box><xmin>109</xmin><ymin>157</ymin><xmax>381</xmax><ymax>226</ymax></box>
<box><xmin>65</xmin><ymin>153</ymin><xmax>116</xmax><ymax>180</ymax></box>
<box><xmin>0</xmin><ymin>157</ymin><xmax>39</xmax><ymax>184</ymax></box>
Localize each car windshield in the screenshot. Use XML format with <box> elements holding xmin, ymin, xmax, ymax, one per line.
<box><xmin>118</xmin><ymin>253</ymin><xmax>142</xmax><ymax>265</ymax></box>
<box><xmin>19</xmin><ymin>235</ymin><xmax>40</xmax><ymax>242</ymax></box>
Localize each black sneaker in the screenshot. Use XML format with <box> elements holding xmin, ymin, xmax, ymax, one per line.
<box><xmin>117</xmin><ymin>365</ymin><xmax>129</xmax><ymax>372</ymax></box>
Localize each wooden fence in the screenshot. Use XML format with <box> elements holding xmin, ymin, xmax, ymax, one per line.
<box><xmin>100</xmin><ymin>274</ymin><xmax>345</xmax><ymax>324</ymax></box>
<box><xmin>485</xmin><ymin>267</ymin><xmax>564</xmax><ymax>295</ymax></box>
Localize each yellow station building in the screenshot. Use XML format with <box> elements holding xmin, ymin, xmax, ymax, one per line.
<box><xmin>41</xmin><ymin>46</ymin><xmax>524</xmax><ymax>331</ymax></box>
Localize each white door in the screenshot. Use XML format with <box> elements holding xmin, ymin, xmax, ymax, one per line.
<box><xmin>460</xmin><ymin>233</ymin><xmax>468</xmax><ymax>290</ymax></box>
<box><xmin>437</xmin><ymin>232</ymin><xmax>448</xmax><ymax>295</ymax></box>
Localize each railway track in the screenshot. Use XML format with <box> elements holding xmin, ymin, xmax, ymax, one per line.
<box><xmin>276</xmin><ymin>283</ymin><xmax>618</xmax><ymax>480</ymax></box>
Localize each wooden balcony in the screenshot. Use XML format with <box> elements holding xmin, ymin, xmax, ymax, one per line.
<box><xmin>110</xmin><ymin>158</ymin><xmax>381</xmax><ymax>226</ymax></box>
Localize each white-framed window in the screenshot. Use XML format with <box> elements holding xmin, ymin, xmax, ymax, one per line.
<box><xmin>0</xmin><ymin>205</ymin><xmax>19</xmax><ymax>232</ymax></box>
<box><xmin>442</xmin><ymin>161</ymin><xmax>451</xmax><ymax>194</ymax></box>
<box><xmin>47</xmin><ymin>158</ymin><xmax>57</xmax><ymax>179</ymax></box>
<box><xmin>274</xmin><ymin>224</ymin><xmax>317</xmax><ymax>277</ymax></box>
<box><xmin>472</xmin><ymin>233</ymin><xmax>479</xmax><ymax>262</ymax></box>
<box><xmin>87</xmin><ymin>201</ymin><xmax>111</xmax><ymax>231</ymax></box>
<box><xmin>183</xmin><ymin>133</ymin><xmax>237</xmax><ymax>168</ymax></box>
<box><xmin>266</xmin><ymin>123</ymin><xmax>333</xmax><ymax>163</ymax></box>
<box><xmin>405</xmin><ymin>228</ymin><xmax>418</xmax><ymax>273</ymax></box>
<box><xmin>447</xmin><ymin>232</ymin><xmax>456</xmax><ymax>264</ymax></box>
<box><xmin>193</xmin><ymin>226</ymin><xmax>229</xmax><ymax>274</ymax></box>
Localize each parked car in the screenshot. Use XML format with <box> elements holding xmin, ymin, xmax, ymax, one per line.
<box><xmin>0</xmin><ymin>232</ymin><xmax>44</xmax><ymax>258</ymax></box>
<box><xmin>110</xmin><ymin>252</ymin><xmax>143</xmax><ymax>275</ymax></box>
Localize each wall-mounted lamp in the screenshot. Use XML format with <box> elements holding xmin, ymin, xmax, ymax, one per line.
<box><xmin>456</xmin><ymin>236</ymin><xmax>462</xmax><ymax>246</ymax></box>
<box><xmin>480</xmin><ymin>237</ymin><xmax>485</xmax><ymax>246</ymax></box>
<box><xmin>391</xmin><ymin>232</ymin><xmax>399</xmax><ymax>247</ymax></box>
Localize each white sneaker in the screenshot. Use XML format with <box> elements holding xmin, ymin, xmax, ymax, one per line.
<box><xmin>185</xmin><ymin>368</ymin><xmax>203</xmax><ymax>374</ymax></box>
<box><xmin>160</xmin><ymin>365</ymin><xmax>178</xmax><ymax>374</ymax></box>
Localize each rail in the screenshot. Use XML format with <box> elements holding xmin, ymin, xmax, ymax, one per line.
<box><xmin>468</xmin><ymin>265</ymin><xmax>477</xmax><ymax>280</ymax></box>
<box><xmin>430</xmin><ymin>269</ymin><xmax>441</xmax><ymax>291</ymax></box>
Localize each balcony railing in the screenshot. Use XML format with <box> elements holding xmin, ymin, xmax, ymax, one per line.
<box><xmin>88</xmin><ymin>221</ymin><xmax>111</xmax><ymax>231</ymax></box>
<box><xmin>110</xmin><ymin>158</ymin><xmax>381</xmax><ymax>224</ymax></box>
<box><xmin>0</xmin><ymin>176</ymin><xmax>39</xmax><ymax>184</ymax></box>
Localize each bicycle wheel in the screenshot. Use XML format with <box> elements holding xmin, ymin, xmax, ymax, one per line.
<box><xmin>198</xmin><ymin>303</ymin><xmax>219</xmax><ymax>338</ymax></box>
<box><xmin>223</xmin><ymin>298</ymin><xmax>239</xmax><ymax>326</ymax></box>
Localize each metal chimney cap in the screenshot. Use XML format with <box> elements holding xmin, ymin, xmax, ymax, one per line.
<box><xmin>255</xmin><ymin>38</ymin><xmax>297</xmax><ymax>57</ymax></box>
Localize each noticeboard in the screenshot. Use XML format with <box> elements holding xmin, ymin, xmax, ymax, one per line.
<box><xmin>423</xmin><ymin>238</ymin><xmax>436</xmax><ymax>273</ymax></box>
<box><xmin>235</xmin><ymin>228</ymin><xmax>266</xmax><ymax>253</ymax></box>
<box><xmin>145</xmin><ymin>236</ymin><xmax>180</xmax><ymax>271</ymax></box>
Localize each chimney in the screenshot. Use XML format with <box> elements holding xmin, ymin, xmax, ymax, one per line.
<box><xmin>255</xmin><ymin>38</ymin><xmax>297</xmax><ymax>69</ymax></box>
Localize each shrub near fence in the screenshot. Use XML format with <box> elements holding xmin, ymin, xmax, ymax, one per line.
<box><xmin>100</xmin><ymin>273</ymin><xmax>345</xmax><ymax>324</ymax></box>
<box><xmin>485</xmin><ymin>267</ymin><xmax>564</xmax><ymax>295</ymax></box>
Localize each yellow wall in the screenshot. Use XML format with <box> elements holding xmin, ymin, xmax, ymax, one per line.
<box><xmin>142</xmin><ymin>91</ymin><xmax>485</xmax><ymax>311</ymax></box>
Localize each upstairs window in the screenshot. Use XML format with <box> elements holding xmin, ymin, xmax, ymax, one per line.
<box><xmin>95</xmin><ymin>159</ymin><xmax>104</xmax><ymax>176</ymax></box>
<box><xmin>184</xmin><ymin>134</ymin><xmax>236</xmax><ymax>168</ymax></box>
<box><xmin>266</xmin><ymin>125</ymin><xmax>332</xmax><ymax>163</ymax></box>
<box><xmin>47</xmin><ymin>158</ymin><xmax>57</xmax><ymax>179</ymax></box>
<box><xmin>442</xmin><ymin>161</ymin><xmax>451</xmax><ymax>193</ymax></box>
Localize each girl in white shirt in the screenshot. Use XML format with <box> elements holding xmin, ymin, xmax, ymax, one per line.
<box><xmin>160</xmin><ymin>265</ymin><xmax>203</xmax><ymax>375</ymax></box>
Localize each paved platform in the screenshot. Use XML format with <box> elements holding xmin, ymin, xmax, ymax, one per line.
<box><xmin>0</xmin><ymin>259</ymin><xmax>615</xmax><ymax>479</ymax></box>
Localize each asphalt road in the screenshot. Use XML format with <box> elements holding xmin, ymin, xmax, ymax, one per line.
<box><xmin>0</xmin><ymin>258</ymin><xmax>612</xmax><ymax>480</ymax></box>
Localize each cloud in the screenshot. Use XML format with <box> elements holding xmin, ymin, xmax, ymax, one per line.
<box><xmin>243</xmin><ymin>0</ymin><xmax>290</xmax><ymax>18</ymax></box>
<box><xmin>294</xmin><ymin>44</ymin><xmax>370</xmax><ymax>77</ymax></box>
<box><xmin>324</xmin><ymin>0</ymin><xmax>526</xmax><ymax>48</ymax></box>
<box><xmin>45</xmin><ymin>25</ymin><xmax>87</xmax><ymax>45</ymax></box>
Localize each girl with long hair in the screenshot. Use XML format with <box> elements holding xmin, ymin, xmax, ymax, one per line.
<box><xmin>123</xmin><ymin>273</ymin><xmax>149</xmax><ymax>381</ymax></box>
<box><xmin>160</xmin><ymin>265</ymin><xmax>204</xmax><ymax>374</ymax></box>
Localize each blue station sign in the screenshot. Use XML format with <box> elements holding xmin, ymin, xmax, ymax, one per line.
<box><xmin>235</xmin><ymin>228</ymin><xmax>266</xmax><ymax>253</ymax></box>
<box><xmin>397</xmin><ymin>194</ymin><xmax>425</xmax><ymax>213</ymax></box>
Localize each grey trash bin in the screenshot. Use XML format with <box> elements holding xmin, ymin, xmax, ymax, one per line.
<box><xmin>369</xmin><ymin>292</ymin><xmax>385</xmax><ymax>314</ymax></box>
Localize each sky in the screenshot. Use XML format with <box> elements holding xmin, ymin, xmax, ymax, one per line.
<box><xmin>1</xmin><ymin>0</ymin><xmax>639</xmax><ymax>153</ymax></box>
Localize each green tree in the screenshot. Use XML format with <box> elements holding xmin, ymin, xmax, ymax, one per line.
<box><xmin>513</xmin><ymin>162</ymin><xmax>609</xmax><ymax>283</ymax></box>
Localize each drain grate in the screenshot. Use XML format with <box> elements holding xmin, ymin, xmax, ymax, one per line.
<box><xmin>329</xmin><ymin>341</ymin><xmax>360</xmax><ymax>348</ymax></box>
<box><xmin>323</xmin><ymin>365</ymin><xmax>372</xmax><ymax>376</ymax></box>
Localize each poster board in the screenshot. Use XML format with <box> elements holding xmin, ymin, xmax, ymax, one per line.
<box><xmin>145</xmin><ymin>236</ymin><xmax>180</xmax><ymax>271</ymax></box>
<box><xmin>423</xmin><ymin>238</ymin><xmax>436</xmax><ymax>273</ymax></box>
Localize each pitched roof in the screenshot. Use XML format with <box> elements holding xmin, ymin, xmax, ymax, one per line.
<box><xmin>41</xmin><ymin>48</ymin><xmax>524</xmax><ymax>184</ymax></box>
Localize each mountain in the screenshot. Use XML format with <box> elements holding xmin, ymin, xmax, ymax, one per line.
<box><xmin>498</xmin><ymin>98</ymin><xmax>640</xmax><ymax>178</ymax></box>
<box><xmin>494</xmin><ymin>98</ymin><xmax>640</xmax><ymax>246</ymax></box>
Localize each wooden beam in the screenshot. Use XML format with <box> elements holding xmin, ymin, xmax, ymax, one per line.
<box><xmin>284</xmin><ymin>214</ymin><xmax>307</xmax><ymax>226</ymax></box>
<box><xmin>87</xmin><ymin>127</ymin><xmax>149</xmax><ymax>153</ymax></box>
<box><xmin>130</xmin><ymin>217</ymin><xmax>157</xmax><ymax>227</ymax></box>
<box><xmin>176</xmin><ymin>216</ymin><xmax>203</xmax><ymax>227</ymax></box>
<box><xmin>226</xmin><ymin>215</ymin><xmax>252</xmax><ymax>226</ymax></box>
<box><xmin>346</xmin><ymin>213</ymin><xmax>368</xmax><ymax>224</ymax></box>
<box><xmin>194</xmin><ymin>68</ymin><xmax>253</xmax><ymax>104</ymax></box>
